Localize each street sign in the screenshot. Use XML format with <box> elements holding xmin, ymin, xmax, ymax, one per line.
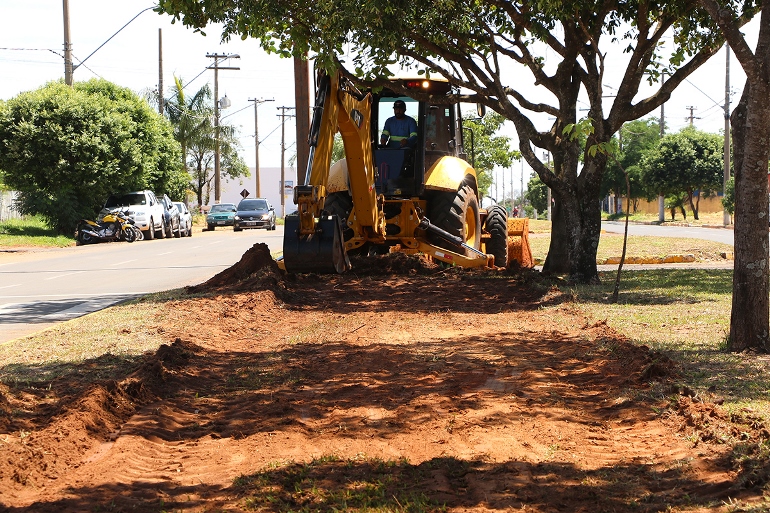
<box><xmin>240</xmin><ymin>189</ymin><xmax>250</xmax><ymax>198</ymax></box>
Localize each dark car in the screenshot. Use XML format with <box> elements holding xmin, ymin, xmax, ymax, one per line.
<box><xmin>234</xmin><ymin>198</ymin><xmax>276</xmax><ymax>231</ymax></box>
<box><xmin>157</xmin><ymin>193</ymin><xmax>181</xmax><ymax>238</ymax></box>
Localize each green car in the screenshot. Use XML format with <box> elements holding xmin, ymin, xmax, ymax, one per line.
<box><xmin>206</xmin><ymin>203</ymin><xmax>237</xmax><ymax>230</ymax></box>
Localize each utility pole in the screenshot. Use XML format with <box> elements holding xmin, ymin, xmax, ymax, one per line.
<box><xmin>724</xmin><ymin>45</ymin><xmax>732</xmax><ymax>226</ymax></box>
<box><xmin>62</xmin><ymin>0</ymin><xmax>73</xmax><ymax>86</ymax></box>
<box><xmin>206</xmin><ymin>53</ymin><xmax>240</xmax><ymax>203</ymax></box>
<box><xmin>277</xmin><ymin>106</ymin><xmax>296</xmax><ymax>217</ymax></box>
<box><xmin>248</xmin><ymin>97</ymin><xmax>275</xmax><ymax>198</ymax></box>
<box><xmin>158</xmin><ymin>29</ymin><xmax>164</xmax><ymax>115</ymax></box>
<box><xmin>294</xmin><ymin>57</ymin><xmax>312</xmax><ymax>185</ymax></box>
<box><xmin>685</xmin><ymin>106</ymin><xmax>700</xmax><ymax>127</ymax></box>
<box><xmin>63</xmin><ymin>5</ymin><xmax>154</xmax><ymax>86</ymax></box>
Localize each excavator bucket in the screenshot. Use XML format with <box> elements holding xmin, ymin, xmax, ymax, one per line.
<box><xmin>282</xmin><ymin>214</ymin><xmax>352</xmax><ymax>274</ymax></box>
<box><xmin>507</xmin><ymin>217</ymin><xmax>534</xmax><ymax>268</ymax></box>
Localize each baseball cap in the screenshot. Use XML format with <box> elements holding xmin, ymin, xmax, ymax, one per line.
<box><xmin>393</xmin><ymin>100</ymin><xmax>406</xmax><ymax>109</ymax></box>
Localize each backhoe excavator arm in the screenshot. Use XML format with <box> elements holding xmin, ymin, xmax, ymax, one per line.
<box><xmin>283</xmin><ymin>70</ymin><xmax>384</xmax><ymax>273</ymax></box>
<box><xmin>300</xmin><ymin>71</ymin><xmax>383</xmax><ymax>236</ymax></box>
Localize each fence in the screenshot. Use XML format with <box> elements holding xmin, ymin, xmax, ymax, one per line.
<box><xmin>0</xmin><ymin>190</ymin><xmax>20</xmax><ymax>221</ymax></box>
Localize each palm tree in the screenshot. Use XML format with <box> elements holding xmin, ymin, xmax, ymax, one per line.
<box><xmin>164</xmin><ymin>77</ymin><xmax>249</xmax><ymax>207</ymax></box>
<box><xmin>164</xmin><ymin>77</ymin><xmax>213</xmax><ymax>181</ymax></box>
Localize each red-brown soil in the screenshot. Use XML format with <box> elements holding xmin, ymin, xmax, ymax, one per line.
<box><xmin>1</xmin><ymin>243</ymin><xmax>769</xmax><ymax>512</ymax></box>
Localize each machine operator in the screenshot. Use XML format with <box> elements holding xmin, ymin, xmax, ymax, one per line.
<box><xmin>380</xmin><ymin>100</ymin><xmax>418</xmax><ymax>149</ymax></box>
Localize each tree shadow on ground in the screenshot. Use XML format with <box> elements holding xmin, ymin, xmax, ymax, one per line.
<box><xmin>0</xmin><ymin>454</ymin><xmax>748</xmax><ymax>512</ymax></box>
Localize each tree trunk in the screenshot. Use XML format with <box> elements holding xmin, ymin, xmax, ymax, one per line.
<box><xmin>687</xmin><ymin>189</ymin><xmax>699</xmax><ymax>220</ymax></box>
<box><xmin>542</xmin><ymin>197</ymin><xmax>570</xmax><ymax>274</ymax></box>
<box><xmin>542</xmin><ymin>153</ymin><xmax>601</xmax><ymax>284</ymax></box>
<box><xmin>729</xmin><ymin>82</ymin><xmax>770</xmax><ymax>352</ymax></box>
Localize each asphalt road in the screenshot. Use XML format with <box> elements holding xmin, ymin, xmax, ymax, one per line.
<box><xmin>0</xmin><ymin>227</ymin><xmax>284</xmax><ymax>343</ymax></box>
<box><xmin>601</xmin><ymin>220</ymin><xmax>734</xmax><ymax>245</ymax></box>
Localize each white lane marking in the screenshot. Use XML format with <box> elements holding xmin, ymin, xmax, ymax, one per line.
<box><xmin>109</xmin><ymin>259</ymin><xmax>137</xmax><ymax>267</ymax></box>
<box><xmin>0</xmin><ymin>283</ymin><xmax>21</xmax><ymax>290</ymax></box>
<box><xmin>0</xmin><ymin>292</ymin><xmax>137</xmax><ymax>299</ymax></box>
<box><xmin>157</xmin><ymin>251</ymin><xmax>173</xmax><ymax>256</ymax></box>
<box><xmin>44</xmin><ymin>271</ymin><xmax>85</xmax><ymax>281</ymax></box>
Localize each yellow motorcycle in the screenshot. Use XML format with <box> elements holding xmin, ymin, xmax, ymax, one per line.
<box><xmin>75</xmin><ymin>210</ymin><xmax>142</xmax><ymax>245</ymax></box>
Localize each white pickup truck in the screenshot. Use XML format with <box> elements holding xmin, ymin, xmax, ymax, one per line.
<box><xmin>101</xmin><ymin>190</ymin><xmax>166</xmax><ymax>240</ymax></box>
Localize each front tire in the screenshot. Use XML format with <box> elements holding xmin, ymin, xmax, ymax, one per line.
<box><xmin>173</xmin><ymin>220</ymin><xmax>181</xmax><ymax>238</ymax></box>
<box><xmin>428</xmin><ymin>183</ymin><xmax>482</xmax><ymax>254</ymax></box>
<box><xmin>208</xmin><ymin>224</ymin><xmax>215</xmax><ymax>231</ymax></box>
<box><xmin>157</xmin><ymin>218</ymin><xmax>166</xmax><ymax>239</ymax></box>
<box><xmin>484</xmin><ymin>205</ymin><xmax>508</xmax><ymax>267</ymax></box>
<box><xmin>124</xmin><ymin>225</ymin><xmax>137</xmax><ymax>243</ymax></box>
<box><xmin>144</xmin><ymin>218</ymin><xmax>156</xmax><ymax>240</ymax></box>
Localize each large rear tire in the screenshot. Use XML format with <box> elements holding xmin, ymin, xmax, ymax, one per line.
<box><xmin>427</xmin><ymin>183</ymin><xmax>481</xmax><ymax>254</ymax></box>
<box><xmin>484</xmin><ymin>205</ymin><xmax>508</xmax><ymax>267</ymax></box>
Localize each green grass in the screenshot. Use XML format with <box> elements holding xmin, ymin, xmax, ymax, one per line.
<box><xmin>529</xmin><ymin>233</ymin><xmax>733</xmax><ymax>263</ymax></box>
<box><xmin>0</xmin><ymin>216</ymin><xmax>74</xmax><ymax>248</ymax></box>
<box><xmin>0</xmin><ymin>291</ymin><xmax>180</xmax><ymax>385</ymax></box>
<box><xmin>235</xmin><ymin>455</ymin><xmax>440</xmax><ymax>512</ymax></box>
<box><xmin>546</xmin><ymin>268</ymin><xmax>770</xmax><ymax>422</ymax></box>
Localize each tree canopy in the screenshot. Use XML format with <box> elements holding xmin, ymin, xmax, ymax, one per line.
<box><xmin>462</xmin><ymin>110</ymin><xmax>518</xmax><ymax>201</ymax></box>
<box><xmin>602</xmin><ymin>118</ymin><xmax>661</xmax><ymax>210</ymax></box>
<box><xmin>164</xmin><ymin>77</ymin><xmax>249</xmax><ymax>207</ymax></box>
<box><xmin>157</xmin><ymin>0</ymin><xmax>756</xmax><ymax>284</ymax></box>
<box><xmin>0</xmin><ymin>79</ymin><xmax>185</xmax><ymax>233</ymax></box>
<box><xmin>640</xmin><ymin>127</ymin><xmax>723</xmax><ymax>220</ymax></box>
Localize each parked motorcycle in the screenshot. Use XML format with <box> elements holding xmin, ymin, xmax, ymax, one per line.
<box><xmin>75</xmin><ymin>210</ymin><xmax>142</xmax><ymax>245</ymax></box>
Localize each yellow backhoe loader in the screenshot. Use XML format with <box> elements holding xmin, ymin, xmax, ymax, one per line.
<box><xmin>280</xmin><ymin>70</ymin><xmax>523</xmax><ymax>274</ymax></box>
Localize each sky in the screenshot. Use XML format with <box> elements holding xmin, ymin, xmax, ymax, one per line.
<box><xmin>0</xmin><ymin>1</ymin><xmax>756</xmax><ymax>200</ymax></box>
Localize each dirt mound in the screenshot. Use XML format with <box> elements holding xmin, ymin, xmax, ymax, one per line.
<box><xmin>186</xmin><ymin>242</ymin><xmax>280</xmax><ymax>292</ymax></box>
<box><xmin>583</xmin><ymin>320</ymin><xmax>679</xmax><ymax>384</ymax></box>
<box><xmin>348</xmin><ymin>251</ymin><xmax>442</xmax><ymax>275</ymax></box>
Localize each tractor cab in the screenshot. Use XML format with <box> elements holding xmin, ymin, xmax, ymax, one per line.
<box><xmin>372</xmin><ymin>79</ymin><xmax>465</xmax><ymax>198</ymax></box>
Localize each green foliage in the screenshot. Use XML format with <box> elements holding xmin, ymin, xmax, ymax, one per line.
<box><xmin>526</xmin><ymin>173</ymin><xmax>548</xmax><ymax>214</ymax></box>
<box><xmin>463</xmin><ymin>111</ymin><xmax>518</xmax><ymax>200</ymax></box>
<box><xmin>0</xmin><ymin>79</ymin><xmax>183</xmax><ymax>234</ymax></box>
<box><xmin>603</xmin><ymin>118</ymin><xmax>662</xmax><ymax>202</ymax></box>
<box><xmin>640</xmin><ymin>127</ymin><xmax>724</xmax><ymax>216</ymax></box>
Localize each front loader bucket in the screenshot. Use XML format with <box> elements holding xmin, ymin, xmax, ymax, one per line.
<box><xmin>283</xmin><ymin>214</ymin><xmax>352</xmax><ymax>274</ymax></box>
